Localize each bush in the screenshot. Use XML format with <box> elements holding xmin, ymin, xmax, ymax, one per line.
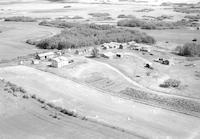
<box><xmin>91</xmin><ymin>47</ymin><xmax>99</xmax><ymax>58</ymax></box>
<box><xmin>117</xmin><ymin>18</ymin><xmax>143</xmax><ymax>27</ymax></box>
<box><xmin>36</xmin><ymin>21</ymin><xmax>156</xmax><ymax>49</ymax></box>
<box><xmin>4</xmin><ymin>16</ymin><xmax>37</xmax><ymax>22</ymax></box>
<box><xmin>37</xmin><ymin>97</ymin><xmax>46</xmax><ymax>104</ymax></box>
<box><xmin>88</xmin><ymin>13</ymin><xmax>110</xmax><ymax>17</ymax></box>
<box><xmin>160</xmin><ymin>79</ymin><xmax>181</xmax><ymax>88</ymax></box>
<box><xmin>176</xmin><ymin>43</ymin><xmax>200</xmax><ymax>57</ymax></box>
<box><xmin>23</xmin><ymin>94</ymin><xmax>29</xmax><ymax>99</ymax></box>
<box><xmin>10</xmin><ymin>85</ymin><xmax>20</xmax><ymax>92</ymax></box>
<box><xmin>31</xmin><ymin>94</ymin><xmax>37</xmax><ymax>99</ymax></box>
<box><xmin>117</xmin><ymin>14</ymin><xmax>135</xmax><ymax>18</ymax></box>
<box><xmin>26</xmin><ymin>39</ymin><xmax>39</xmax><ymax>45</ymax></box>
<box><xmin>71</xmin><ymin>16</ymin><xmax>84</xmax><ymax>19</ymax></box>
<box><xmin>19</xmin><ymin>87</ymin><xmax>27</xmax><ymax>94</ymax></box>
<box><xmin>47</xmin><ymin>102</ymin><xmax>56</xmax><ymax>108</ymax></box>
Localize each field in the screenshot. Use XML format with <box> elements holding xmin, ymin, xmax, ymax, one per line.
<box><xmin>1</xmin><ymin>65</ymin><xmax>200</xmax><ymax>139</ymax></box>
<box><xmin>98</xmin><ymin>49</ymin><xmax>200</xmax><ymax>99</ymax></box>
<box><xmin>0</xmin><ymin>80</ymin><xmax>135</xmax><ymax>139</ymax></box>
<box><xmin>0</xmin><ymin>22</ymin><xmax>61</xmax><ymax>59</ymax></box>
<box><xmin>1</xmin><ymin>0</ymin><xmax>200</xmax><ymax>138</ymax></box>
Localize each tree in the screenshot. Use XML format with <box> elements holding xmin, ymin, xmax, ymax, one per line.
<box><xmin>91</xmin><ymin>47</ymin><xmax>99</xmax><ymax>58</ymax></box>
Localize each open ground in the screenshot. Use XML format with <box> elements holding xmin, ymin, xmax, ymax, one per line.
<box><xmin>0</xmin><ymin>0</ymin><xmax>200</xmax><ymax>138</ymax></box>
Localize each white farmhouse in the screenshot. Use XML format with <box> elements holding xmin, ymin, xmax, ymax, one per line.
<box><xmin>51</xmin><ymin>56</ymin><xmax>70</xmax><ymax>68</ymax></box>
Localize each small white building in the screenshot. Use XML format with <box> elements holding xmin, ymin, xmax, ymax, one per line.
<box><xmin>102</xmin><ymin>52</ymin><xmax>115</xmax><ymax>59</ymax></box>
<box><xmin>32</xmin><ymin>59</ymin><xmax>40</xmax><ymax>65</ymax></box>
<box><xmin>51</xmin><ymin>56</ymin><xmax>70</xmax><ymax>68</ymax></box>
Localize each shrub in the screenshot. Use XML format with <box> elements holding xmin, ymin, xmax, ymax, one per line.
<box><xmin>4</xmin><ymin>88</ymin><xmax>9</xmax><ymax>91</ymax></box>
<box><xmin>31</xmin><ymin>94</ymin><xmax>37</xmax><ymax>99</ymax></box>
<box><xmin>71</xmin><ymin>16</ymin><xmax>84</xmax><ymax>19</ymax></box>
<box><xmin>176</xmin><ymin>43</ymin><xmax>200</xmax><ymax>57</ymax></box>
<box><xmin>47</xmin><ymin>102</ymin><xmax>56</xmax><ymax>108</ymax></box>
<box><xmin>136</xmin><ymin>8</ymin><xmax>154</xmax><ymax>12</ymax></box>
<box><xmin>88</xmin><ymin>13</ymin><xmax>110</xmax><ymax>17</ymax></box>
<box><xmin>117</xmin><ymin>14</ymin><xmax>135</xmax><ymax>18</ymax></box>
<box><xmin>23</xmin><ymin>94</ymin><xmax>29</xmax><ymax>99</ymax></box>
<box><xmin>117</xmin><ymin>18</ymin><xmax>143</xmax><ymax>27</ymax></box>
<box><xmin>8</xmin><ymin>89</ymin><xmax>13</xmax><ymax>94</ymax></box>
<box><xmin>19</xmin><ymin>87</ymin><xmax>27</xmax><ymax>94</ymax></box>
<box><xmin>91</xmin><ymin>47</ymin><xmax>99</xmax><ymax>58</ymax></box>
<box><xmin>160</xmin><ymin>79</ymin><xmax>181</xmax><ymax>88</ymax></box>
<box><xmin>10</xmin><ymin>85</ymin><xmax>20</xmax><ymax>92</ymax></box>
<box><xmin>37</xmin><ymin>97</ymin><xmax>46</xmax><ymax>104</ymax></box>
<box><xmin>26</xmin><ymin>39</ymin><xmax>39</xmax><ymax>45</ymax></box>
<box><xmin>4</xmin><ymin>16</ymin><xmax>37</xmax><ymax>22</ymax></box>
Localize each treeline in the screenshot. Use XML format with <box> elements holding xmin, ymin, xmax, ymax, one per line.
<box><xmin>117</xmin><ymin>17</ymin><xmax>180</xmax><ymax>30</ymax></box>
<box><xmin>39</xmin><ymin>20</ymin><xmax>114</xmax><ymax>29</ymax></box>
<box><xmin>4</xmin><ymin>16</ymin><xmax>37</xmax><ymax>22</ymax></box>
<box><xmin>36</xmin><ymin>21</ymin><xmax>155</xmax><ymax>50</ymax></box>
<box><xmin>176</xmin><ymin>43</ymin><xmax>200</xmax><ymax>57</ymax></box>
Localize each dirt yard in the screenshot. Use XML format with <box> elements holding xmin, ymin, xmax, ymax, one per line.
<box><xmin>0</xmin><ymin>65</ymin><xmax>200</xmax><ymax>139</ymax></box>
<box><xmin>98</xmin><ymin>49</ymin><xmax>200</xmax><ymax>99</ymax></box>
<box><xmin>31</xmin><ymin>56</ymin><xmax>139</xmax><ymax>93</ymax></box>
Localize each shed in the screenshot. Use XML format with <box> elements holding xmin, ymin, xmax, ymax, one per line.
<box><xmin>36</xmin><ymin>52</ymin><xmax>55</xmax><ymax>60</ymax></box>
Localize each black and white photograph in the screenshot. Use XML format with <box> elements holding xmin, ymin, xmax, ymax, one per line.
<box><xmin>0</xmin><ymin>0</ymin><xmax>200</xmax><ymax>138</ymax></box>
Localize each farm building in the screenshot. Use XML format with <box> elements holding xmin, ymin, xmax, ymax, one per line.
<box><xmin>32</xmin><ymin>59</ymin><xmax>39</xmax><ymax>65</ymax></box>
<box><xmin>130</xmin><ymin>43</ymin><xmax>151</xmax><ymax>52</ymax></box>
<box><xmin>51</xmin><ymin>56</ymin><xmax>70</xmax><ymax>68</ymax></box>
<box><xmin>140</xmin><ymin>47</ymin><xmax>151</xmax><ymax>52</ymax></box>
<box><xmin>36</xmin><ymin>52</ymin><xmax>55</xmax><ymax>60</ymax></box>
<box><xmin>102</xmin><ymin>52</ymin><xmax>115</xmax><ymax>59</ymax></box>
<box><xmin>127</xmin><ymin>41</ymin><xmax>136</xmax><ymax>45</ymax></box>
<box><xmin>55</xmin><ymin>51</ymin><xmax>62</xmax><ymax>56</ymax></box>
<box><xmin>101</xmin><ymin>42</ymin><xmax>121</xmax><ymax>49</ymax></box>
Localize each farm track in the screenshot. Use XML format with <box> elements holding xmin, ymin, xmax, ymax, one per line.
<box><xmin>90</xmin><ymin>57</ymin><xmax>200</xmax><ymax>102</ymax></box>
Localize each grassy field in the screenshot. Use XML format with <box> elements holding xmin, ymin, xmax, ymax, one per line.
<box><xmin>1</xmin><ymin>65</ymin><xmax>200</xmax><ymax>139</ymax></box>
<box><xmin>0</xmin><ymin>22</ymin><xmax>61</xmax><ymax>59</ymax></box>
<box><xmin>99</xmin><ymin>49</ymin><xmax>200</xmax><ymax>99</ymax></box>
<box><xmin>31</xmin><ymin>56</ymin><xmax>138</xmax><ymax>93</ymax></box>
<box><xmin>0</xmin><ymin>80</ymin><xmax>135</xmax><ymax>139</ymax></box>
<box><xmin>0</xmin><ymin>1</ymin><xmax>200</xmax><ymax>138</ymax></box>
